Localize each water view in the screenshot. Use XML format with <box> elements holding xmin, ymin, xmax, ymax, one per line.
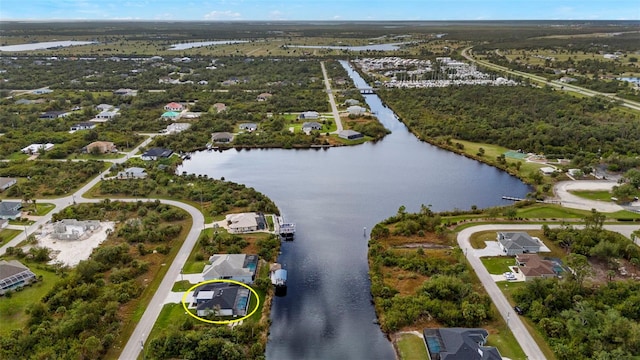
<box><xmin>0</xmin><ymin>41</ymin><xmax>97</xmax><ymax>52</ymax></box>
<box><xmin>177</xmin><ymin>61</ymin><xmax>531</xmax><ymax>359</ymax></box>
<box><xmin>168</xmin><ymin>40</ymin><xmax>248</xmax><ymax>50</ymax></box>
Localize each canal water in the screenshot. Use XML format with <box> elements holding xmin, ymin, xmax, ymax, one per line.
<box><xmin>177</xmin><ymin>61</ymin><xmax>531</xmax><ymax>360</ymax></box>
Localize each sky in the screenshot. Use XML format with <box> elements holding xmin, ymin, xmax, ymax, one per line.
<box><xmin>0</xmin><ymin>0</ymin><xmax>638</xmax><ymax>21</ymax></box>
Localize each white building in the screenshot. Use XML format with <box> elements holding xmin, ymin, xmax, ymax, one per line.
<box><xmin>22</xmin><ymin>143</ymin><xmax>54</xmax><ymax>154</ymax></box>
<box><xmin>202</xmin><ymin>254</ymin><xmax>258</xmax><ymax>284</ymax></box>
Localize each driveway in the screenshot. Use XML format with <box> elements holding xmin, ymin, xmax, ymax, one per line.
<box><xmin>472</xmin><ymin>241</ymin><xmax>504</xmax><ymax>257</ymax></box>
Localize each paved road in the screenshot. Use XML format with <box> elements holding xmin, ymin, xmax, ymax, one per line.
<box><xmin>0</xmin><ymin>134</ymin><xmax>156</xmax><ymax>256</ymax></box>
<box><xmin>119</xmin><ymin>199</ymin><xmax>204</xmax><ymax>360</ymax></box>
<box><xmin>320</xmin><ymin>61</ymin><xmax>344</xmax><ymax>132</ymax></box>
<box><xmin>459</xmin><ymin>223</ymin><xmax>640</xmax><ymax>360</ymax></box>
<box><xmin>461</xmin><ymin>47</ymin><xmax>640</xmax><ymax>112</ymax></box>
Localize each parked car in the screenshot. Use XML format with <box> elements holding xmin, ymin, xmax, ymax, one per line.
<box><xmin>514</xmin><ymin>306</ymin><xmax>524</xmax><ymax>315</ymax></box>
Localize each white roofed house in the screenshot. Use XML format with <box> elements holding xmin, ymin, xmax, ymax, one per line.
<box><xmin>238</xmin><ymin>123</ymin><xmax>258</xmax><ymax>132</ymax></box>
<box><xmin>22</xmin><ymin>143</ymin><xmax>54</xmax><ymax>154</ymax></box>
<box><xmin>347</xmin><ymin>105</ymin><xmax>367</xmax><ymax>116</ymax></box>
<box><xmin>202</xmin><ymin>254</ymin><xmax>259</xmax><ymax>284</ymax></box>
<box><xmin>0</xmin><ymin>177</ymin><xmax>17</xmax><ymax>192</ymax></box>
<box><xmin>225</xmin><ymin>212</ymin><xmax>267</xmax><ymax>234</ymax></box>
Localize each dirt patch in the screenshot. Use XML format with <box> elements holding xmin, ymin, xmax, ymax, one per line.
<box><xmin>36</xmin><ymin>221</ymin><xmax>115</xmax><ymax>267</ymax></box>
<box><xmin>394</xmin><ymin>243</ymin><xmax>452</xmax><ymax>249</ymax></box>
<box><xmin>382</xmin><ymin>266</ymin><xmax>428</xmax><ymax>296</ymax></box>
<box><xmin>588</xmin><ymin>258</ymin><xmax>639</xmax><ymax>284</ymax></box>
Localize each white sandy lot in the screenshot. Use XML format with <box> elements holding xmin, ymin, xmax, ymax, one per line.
<box><xmin>37</xmin><ymin>222</ymin><xmax>115</xmax><ymax>266</ymax></box>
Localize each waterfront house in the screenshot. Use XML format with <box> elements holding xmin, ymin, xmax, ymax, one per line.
<box><xmin>192</xmin><ymin>283</ymin><xmax>251</xmax><ymax>317</ymax></box>
<box><xmin>423</xmin><ymin>328</ymin><xmax>503</xmax><ymax>360</ymax></box>
<box><xmin>211</xmin><ymin>132</ymin><xmax>234</xmax><ymax>143</ymax></box>
<box><xmin>225</xmin><ymin>212</ymin><xmax>266</xmax><ymax>234</ymax></box>
<box><xmin>302</xmin><ymin>122</ymin><xmax>323</xmax><ymax>134</ymax></box>
<box><xmin>497</xmin><ymin>232</ymin><xmax>541</xmax><ymax>256</ymax></box>
<box><xmin>202</xmin><ymin>254</ymin><xmax>258</xmax><ymax>284</ymax></box>
<box><xmin>0</xmin><ymin>177</ymin><xmax>17</xmax><ymax>192</ymax></box>
<box><xmin>141</xmin><ymin>148</ymin><xmax>173</xmax><ymax>161</ymax></box>
<box><xmin>0</xmin><ymin>201</ymin><xmax>22</xmax><ymax>220</ymax></box>
<box><xmin>347</xmin><ymin>105</ymin><xmax>367</xmax><ymax>116</ymax></box>
<box><xmin>0</xmin><ymin>260</ymin><xmax>37</xmax><ymax>295</ymax></box>
<box><xmin>338</xmin><ymin>130</ymin><xmax>364</xmax><ymax>140</ymax></box>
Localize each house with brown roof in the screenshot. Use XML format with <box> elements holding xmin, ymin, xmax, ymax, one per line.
<box><xmin>515</xmin><ymin>254</ymin><xmax>559</xmax><ymax>281</ymax></box>
<box><xmin>164</xmin><ymin>102</ymin><xmax>184</xmax><ymax>112</ymax></box>
<box><xmin>213</xmin><ymin>103</ymin><xmax>227</xmax><ymax>113</ymax></box>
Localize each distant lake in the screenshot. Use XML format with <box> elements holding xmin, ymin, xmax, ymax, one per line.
<box><xmin>0</xmin><ymin>41</ymin><xmax>97</xmax><ymax>52</ymax></box>
<box><xmin>618</xmin><ymin>77</ymin><xmax>640</xmax><ymax>85</ymax></box>
<box><xmin>289</xmin><ymin>42</ymin><xmax>408</xmax><ymax>51</ymax></box>
<box><xmin>168</xmin><ymin>40</ymin><xmax>248</xmax><ymax>50</ymax></box>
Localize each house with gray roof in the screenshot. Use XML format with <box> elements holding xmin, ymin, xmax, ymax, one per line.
<box><xmin>0</xmin><ymin>201</ymin><xmax>22</xmax><ymax>220</ymax></box>
<box><xmin>0</xmin><ymin>177</ymin><xmax>17</xmax><ymax>192</ymax></box>
<box><xmin>192</xmin><ymin>283</ymin><xmax>251</xmax><ymax>317</ymax></box>
<box><xmin>298</xmin><ymin>111</ymin><xmax>320</xmax><ymax>120</ymax></box>
<box><xmin>0</xmin><ymin>260</ymin><xmax>37</xmax><ymax>295</ymax></box>
<box><xmin>211</xmin><ymin>132</ymin><xmax>234</xmax><ymax>143</ymax></box>
<box><xmin>70</xmin><ymin>122</ymin><xmax>96</xmax><ymax>131</ymax></box>
<box><xmin>141</xmin><ymin>147</ymin><xmax>173</xmax><ymax>161</ymax></box>
<box><xmin>423</xmin><ymin>328</ymin><xmax>502</xmax><ymax>360</ymax></box>
<box><xmin>302</xmin><ymin>121</ymin><xmax>323</xmax><ymax>134</ymax></box>
<box><xmin>203</xmin><ymin>254</ymin><xmax>258</xmax><ymax>284</ymax></box>
<box><xmin>497</xmin><ymin>232</ymin><xmax>541</xmax><ymax>256</ymax></box>
<box><xmin>338</xmin><ymin>130</ymin><xmax>364</xmax><ymax>140</ymax></box>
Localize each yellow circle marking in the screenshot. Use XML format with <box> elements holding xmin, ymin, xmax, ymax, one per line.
<box><xmin>181</xmin><ymin>279</ymin><xmax>260</xmax><ymax>324</ymax></box>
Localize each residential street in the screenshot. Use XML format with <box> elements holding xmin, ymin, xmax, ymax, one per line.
<box><xmin>320</xmin><ymin>61</ymin><xmax>344</xmax><ymax>132</ymax></box>
<box><xmin>458</xmin><ymin>223</ymin><xmax>640</xmax><ymax>360</ymax></box>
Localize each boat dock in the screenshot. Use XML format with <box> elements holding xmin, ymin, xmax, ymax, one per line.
<box><xmin>270</xmin><ymin>263</ymin><xmax>287</xmax><ymax>287</ymax></box>
<box><xmin>275</xmin><ymin>216</ymin><xmax>295</xmax><ymax>240</ymax></box>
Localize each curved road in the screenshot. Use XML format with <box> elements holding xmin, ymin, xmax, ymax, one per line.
<box><xmin>458</xmin><ymin>223</ymin><xmax>640</xmax><ymax>360</ymax></box>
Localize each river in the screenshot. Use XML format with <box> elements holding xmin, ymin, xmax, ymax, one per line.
<box><xmin>176</xmin><ymin>60</ymin><xmax>531</xmax><ymax>359</ymax></box>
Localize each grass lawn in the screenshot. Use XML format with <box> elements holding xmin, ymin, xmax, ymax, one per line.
<box><xmin>172</xmin><ymin>280</ymin><xmax>193</xmax><ymax>292</ymax></box>
<box><xmin>0</xmin><ymin>263</ymin><xmax>60</xmax><ymax>336</ymax></box>
<box><xmin>481</xmin><ymin>256</ymin><xmax>516</xmax><ymax>275</ymax></box>
<box><xmin>568</xmin><ymin>189</ymin><xmax>612</xmax><ymax>201</ymax></box>
<box><xmin>9</xmin><ymin>219</ymin><xmax>35</xmax><ymax>226</ymax></box>
<box><xmin>182</xmin><ymin>228</ymin><xmax>213</xmax><ymax>274</ymax></box>
<box><xmin>21</xmin><ymin>203</ymin><xmax>56</xmax><ymax>216</ymax></box>
<box><xmin>396</xmin><ymin>333</ymin><xmax>428</xmax><ymax>360</ymax></box>
<box><xmin>266</xmin><ymin>215</ymin><xmax>274</xmax><ymax>231</ymax></box>
<box><xmin>516</xmin><ymin>205</ymin><xmax>588</xmax><ymax>219</ymax></box>
<box><xmin>0</xmin><ymin>229</ymin><xmax>22</xmax><ymax>247</ymax></box>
